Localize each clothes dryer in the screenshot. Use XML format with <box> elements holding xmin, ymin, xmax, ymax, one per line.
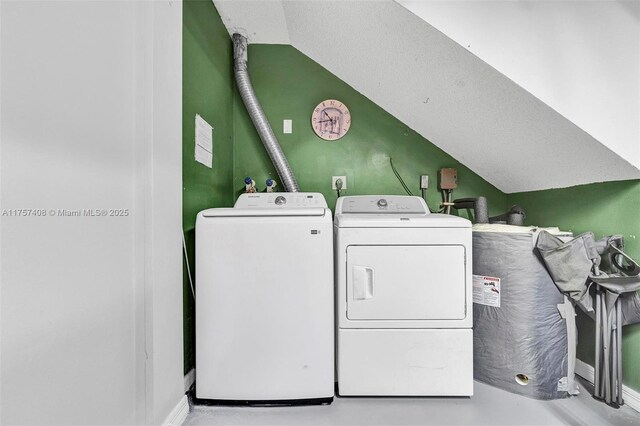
<box><xmin>334</xmin><ymin>195</ymin><xmax>473</xmax><ymax>396</ymax></box>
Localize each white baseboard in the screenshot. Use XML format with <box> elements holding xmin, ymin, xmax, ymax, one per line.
<box><xmin>184</xmin><ymin>368</ymin><xmax>195</xmax><ymax>393</ymax></box>
<box><xmin>575</xmin><ymin>359</ymin><xmax>640</xmax><ymax>413</ymax></box>
<box><xmin>162</xmin><ymin>395</ymin><xmax>190</xmax><ymax>426</ymax></box>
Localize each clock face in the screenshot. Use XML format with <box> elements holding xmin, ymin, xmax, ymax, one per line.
<box><xmin>311</xmin><ymin>99</ymin><xmax>351</xmax><ymax>141</ymax></box>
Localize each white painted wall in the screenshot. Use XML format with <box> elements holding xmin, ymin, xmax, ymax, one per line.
<box><xmin>398</xmin><ymin>0</ymin><xmax>640</xmax><ymax>172</ymax></box>
<box><xmin>0</xmin><ymin>1</ymin><xmax>183</xmax><ymax>424</ymax></box>
<box><xmin>137</xmin><ymin>2</ymin><xmax>186</xmax><ymax>424</ymax></box>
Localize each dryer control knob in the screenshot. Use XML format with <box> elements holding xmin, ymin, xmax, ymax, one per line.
<box><xmin>377</xmin><ymin>199</ymin><xmax>388</xmax><ymax>208</ymax></box>
<box><xmin>275</xmin><ymin>196</ymin><xmax>287</xmax><ymax>205</ymax></box>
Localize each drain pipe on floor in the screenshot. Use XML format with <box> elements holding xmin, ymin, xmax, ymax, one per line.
<box><xmin>232</xmin><ymin>33</ymin><xmax>300</xmax><ymax>192</ymax></box>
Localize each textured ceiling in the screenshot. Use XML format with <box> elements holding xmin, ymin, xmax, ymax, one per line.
<box><xmin>398</xmin><ymin>0</ymin><xmax>640</xmax><ymax>173</ymax></box>
<box><xmin>214</xmin><ymin>0</ymin><xmax>290</xmax><ymax>44</ymax></box>
<box><xmin>212</xmin><ymin>0</ymin><xmax>640</xmax><ymax>193</ymax></box>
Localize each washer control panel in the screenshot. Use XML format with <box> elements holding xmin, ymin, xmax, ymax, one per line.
<box><xmin>235</xmin><ymin>192</ymin><xmax>328</xmax><ymax>209</ymax></box>
<box><xmin>339</xmin><ymin>196</ymin><xmax>428</xmax><ymax>214</ymax></box>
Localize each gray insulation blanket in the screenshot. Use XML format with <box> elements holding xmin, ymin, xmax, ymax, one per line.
<box><xmin>473</xmin><ymin>231</ymin><xmax>575</xmax><ymax>400</ymax></box>
<box><xmin>536</xmin><ymin>231</ymin><xmax>640</xmax><ymax>326</ymax></box>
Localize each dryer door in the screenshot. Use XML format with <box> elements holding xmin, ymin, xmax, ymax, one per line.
<box><xmin>346</xmin><ymin>245</ymin><xmax>466</xmax><ymax>320</ymax></box>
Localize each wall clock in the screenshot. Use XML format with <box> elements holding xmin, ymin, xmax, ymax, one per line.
<box><xmin>311</xmin><ymin>99</ymin><xmax>351</xmax><ymax>141</ymax></box>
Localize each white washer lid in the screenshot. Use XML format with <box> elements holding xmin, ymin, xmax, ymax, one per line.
<box><xmin>201</xmin><ymin>208</ymin><xmax>328</xmax><ymax>218</ymax></box>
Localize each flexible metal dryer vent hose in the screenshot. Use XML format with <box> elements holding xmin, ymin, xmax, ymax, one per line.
<box><xmin>232</xmin><ymin>33</ymin><xmax>300</xmax><ymax>192</ymax></box>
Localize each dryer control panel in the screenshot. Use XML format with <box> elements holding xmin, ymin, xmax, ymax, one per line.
<box><xmin>234</xmin><ymin>192</ymin><xmax>328</xmax><ymax>209</ymax></box>
<box><xmin>338</xmin><ymin>195</ymin><xmax>428</xmax><ymax>214</ymax></box>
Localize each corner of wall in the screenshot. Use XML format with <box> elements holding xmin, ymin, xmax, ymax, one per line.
<box><xmin>182</xmin><ymin>0</ymin><xmax>237</xmax><ymax>376</ymax></box>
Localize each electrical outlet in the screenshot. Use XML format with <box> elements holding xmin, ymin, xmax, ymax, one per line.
<box><xmin>420</xmin><ymin>175</ymin><xmax>429</xmax><ymax>189</ymax></box>
<box><xmin>332</xmin><ymin>176</ymin><xmax>347</xmax><ymax>190</ymax></box>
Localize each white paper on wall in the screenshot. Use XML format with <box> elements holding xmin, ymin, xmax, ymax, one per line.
<box><xmin>195</xmin><ymin>114</ymin><xmax>213</xmax><ymax>168</ymax></box>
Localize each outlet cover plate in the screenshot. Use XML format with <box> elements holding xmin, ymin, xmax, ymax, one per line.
<box><xmin>420</xmin><ymin>175</ymin><xmax>429</xmax><ymax>189</ymax></box>
<box><xmin>332</xmin><ymin>176</ymin><xmax>347</xmax><ymax>190</ymax></box>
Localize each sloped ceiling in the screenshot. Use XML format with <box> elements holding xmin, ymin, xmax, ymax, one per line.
<box><xmin>398</xmin><ymin>0</ymin><xmax>640</xmax><ymax>176</ymax></box>
<box><xmin>212</xmin><ymin>0</ymin><xmax>640</xmax><ymax>193</ymax></box>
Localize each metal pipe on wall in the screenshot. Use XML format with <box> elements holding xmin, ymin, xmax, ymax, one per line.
<box><xmin>232</xmin><ymin>33</ymin><xmax>300</xmax><ymax>192</ymax></box>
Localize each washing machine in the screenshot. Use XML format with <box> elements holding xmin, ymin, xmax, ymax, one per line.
<box><xmin>335</xmin><ymin>195</ymin><xmax>473</xmax><ymax>396</ymax></box>
<box><xmin>196</xmin><ymin>192</ymin><xmax>334</xmax><ymax>404</ymax></box>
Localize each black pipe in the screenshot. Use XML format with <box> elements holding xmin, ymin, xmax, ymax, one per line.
<box><xmin>452</xmin><ymin>197</ymin><xmax>489</xmax><ymax>223</ymax></box>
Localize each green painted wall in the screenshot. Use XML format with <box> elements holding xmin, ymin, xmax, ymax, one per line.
<box><xmin>182</xmin><ymin>0</ymin><xmax>235</xmax><ymax>373</ymax></box>
<box><xmin>509</xmin><ymin>180</ymin><xmax>640</xmax><ymax>392</ymax></box>
<box><xmin>233</xmin><ymin>45</ymin><xmax>508</xmax><ymax>215</ymax></box>
<box><xmin>181</xmin><ymin>35</ymin><xmax>508</xmax><ymax>372</ymax></box>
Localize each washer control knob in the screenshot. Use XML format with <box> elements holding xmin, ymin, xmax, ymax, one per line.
<box><xmin>377</xmin><ymin>199</ymin><xmax>388</xmax><ymax>208</ymax></box>
<box><xmin>275</xmin><ymin>196</ymin><xmax>286</xmax><ymax>205</ymax></box>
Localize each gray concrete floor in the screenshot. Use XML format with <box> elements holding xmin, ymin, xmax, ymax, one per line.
<box><xmin>184</xmin><ymin>378</ymin><xmax>640</xmax><ymax>426</ymax></box>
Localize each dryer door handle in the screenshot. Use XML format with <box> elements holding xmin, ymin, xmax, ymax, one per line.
<box><xmin>353</xmin><ymin>266</ymin><xmax>374</xmax><ymax>300</ymax></box>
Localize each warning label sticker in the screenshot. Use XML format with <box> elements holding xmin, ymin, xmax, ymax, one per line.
<box><xmin>472</xmin><ymin>275</ymin><xmax>501</xmax><ymax>308</ymax></box>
